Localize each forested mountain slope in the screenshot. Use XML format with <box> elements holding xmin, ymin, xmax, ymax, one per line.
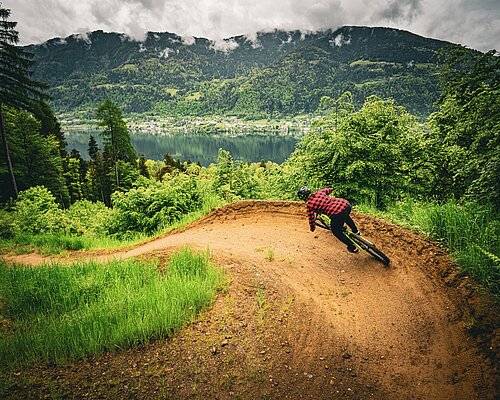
<box><xmin>26</xmin><ymin>26</ymin><xmax>461</xmax><ymax>118</ymax></box>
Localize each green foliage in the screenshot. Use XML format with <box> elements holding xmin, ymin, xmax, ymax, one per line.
<box><xmin>137</xmin><ymin>153</ymin><xmax>149</xmax><ymax>178</ymax></box>
<box><xmin>0</xmin><ymin>6</ymin><xmax>46</xmax><ymax>109</ymax></box>
<box><xmin>84</xmin><ymin>149</ymin><xmax>113</xmax><ymax>205</ymax></box>
<box><xmin>95</xmin><ymin>99</ymin><xmax>136</xmax><ymax>164</ymax></box>
<box><xmin>2</xmin><ymin>187</ymin><xmax>114</xmax><ymax>252</ymax></box>
<box><xmin>94</xmin><ymin>99</ymin><xmax>137</xmax><ymax>194</ymax></box>
<box><xmin>12</xmin><ymin>186</ymin><xmax>64</xmax><ymax>235</ymax></box>
<box><xmin>114</xmin><ymin>159</ymin><xmax>140</xmax><ymax>190</ymax></box>
<box><xmin>0</xmin><ymin>208</ymin><xmax>15</xmax><ymax>239</ymax></box>
<box><xmin>64</xmin><ymin>199</ymin><xmax>113</xmax><ymax>236</ymax></box>
<box><xmin>30</xmin><ymin>100</ymin><xmax>67</xmax><ymax>155</ymax></box>
<box><xmin>108</xmin><ymin>173</ymin><xmax>203</xmax><ymax>236</ymax></box>
<box><xmin>0</xmin><ymin>107</ymin><xmax>69</xmax><ymax>203</ymax></box>
<box><xmin>282</xmin><ymin>94</ymin><xmax>428</xmax><ymax>207</ymax></box>
<box><xmin>0</xmin><ymin>4</ymin><xmax>49</xmax><ymax>200</ymax></box>
<box><xmin>213</xmin><ymin>148</ymin><xmax>235</xmax><ymax>201</ymax></box>
<box><xmin>64</xmin><ymin>157</ymin><xmax>83</xmax><ymax>203</ymax></box>
<box><xmin>212</xmin><ymin>148</ymin><xmax>274</xmax><ymax>201</ymax></box>
<box><xmin>0</xmin><ymin>248</ymin><xmax>224</xmax><ymax>367</ymax></box>
<box><xmin>429</xmin><ymin>47</ymin><xmax>500</xmax><ymax>207</ymax></box>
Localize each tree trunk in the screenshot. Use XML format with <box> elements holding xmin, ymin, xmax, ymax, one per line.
<box><xmin>115</xmin><ymin>161</ymin><xmax>120</xmax><ymax>189</ymax></box>
<box><xmin>0</xmin><ymin>104</ymin><xmax>18</xmax><ymax>198</ymax></box>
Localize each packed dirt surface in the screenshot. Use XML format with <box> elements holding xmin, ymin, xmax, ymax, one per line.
<box><xmin>1</xmin><ymin>200</ymin><xmax>498</xmax><ymax>399</ymax></box>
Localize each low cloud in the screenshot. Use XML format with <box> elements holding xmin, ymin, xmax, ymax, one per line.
<box><xmin>374</xmin><ymin>0</ymin><xmax>422</xmax><ymax>23</ymax></box>
<box><xmin>181</xmin><ymin>35</ymin><xmax>196</xmax><ymax>46</ymax></box>
<box><xmin>209</xmin><ymin>38</ymin><xmax>240</xmax><ymax>53</ymax></box>
<box><xmin>3</xmin><ymin>0</ymin><xmax>499</xmax><ymax>52</ymax></box>
<box><xmin>330</xmin><ymin>33</ymin><xmax>351</xmax><ymax>47</ymax></box>
<box><xmin>73</xmin><ymin>32</ymin><xmax>92</xmax><ymax>44</ymax></box>
<box><xmin>158</xmin><ymin>47</ymin><xmax>174</xmax><ymax>59</ymax></box>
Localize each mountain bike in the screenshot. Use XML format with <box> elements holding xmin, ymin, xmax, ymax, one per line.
<box><xmin>315</xmin><ymin>214</ymin><xmax>390</xmax><ymax>266</ymax></box>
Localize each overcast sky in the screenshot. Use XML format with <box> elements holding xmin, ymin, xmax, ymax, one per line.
<box><xmin>3</xmin><ymin>0</ymin><xmax>499</xmax><ymax>52</ymax></box>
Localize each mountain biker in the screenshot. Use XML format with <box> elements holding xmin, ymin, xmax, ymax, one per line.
<box><xmin>297</xmin><ymin>187</ymin><xmax>360</xmax><ymax>253</ymax></box>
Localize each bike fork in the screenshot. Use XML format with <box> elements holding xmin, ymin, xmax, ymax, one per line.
<box><xmin>345</xmin><ymin>233</ymin><xmax>364</xmax><ymax>251</ymax></box>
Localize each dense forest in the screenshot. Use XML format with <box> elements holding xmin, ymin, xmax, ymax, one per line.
<box><xmin>26</xmin><ymin>26</ymin><xmax>460</xmax><ymax>119</ymax></box>
<box><xmin>0</xmin><ymin>4</ymin><xmax>499</xmax><ymax>298</ymax></box>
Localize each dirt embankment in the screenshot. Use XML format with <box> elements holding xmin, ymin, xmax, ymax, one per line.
<box><xmin>1</xmin><ymin>200</ymin><xmax>498</xmax><ymax>399</ymax></box>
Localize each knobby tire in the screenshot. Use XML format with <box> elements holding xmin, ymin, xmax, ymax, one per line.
<box><xmin>314</xmin><ymin>215</ymin><xmax>391</xmax><ymax>266</ymax></box>
<box><xmin>350</xmin><ymin>234</ymin><xmax>390</xmax><ymax>266</ymax></box>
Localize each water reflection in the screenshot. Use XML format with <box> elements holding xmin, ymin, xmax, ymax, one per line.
<box><xmin>65</xmin><ymin>131</ymin><xmax>298</xmax><ymax>166</ymax></box>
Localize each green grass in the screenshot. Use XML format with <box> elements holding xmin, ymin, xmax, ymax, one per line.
<box><xmin>0</xmin><ymin>247</ymin><xmax>224</xmax><ymax>368</ymax></box>
<box><xmin>0</xmin><ymin>233</ymin><xmax>143</xmax><ymax>255</ymax></box>
<box><xmin>357</xmin><ymin>199</ymin><xmax>499</xmax><ymax>296</ymax></box>
<box><xmin>185</xmin><ymin>91</ymin><xmax>203</xmax><ymax>101</ymax></box>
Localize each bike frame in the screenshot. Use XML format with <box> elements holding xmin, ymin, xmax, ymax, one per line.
<box><xmin>314</xmin><ymin>214</ymin><xmax>390</xmax><ymax>266</ymax></box>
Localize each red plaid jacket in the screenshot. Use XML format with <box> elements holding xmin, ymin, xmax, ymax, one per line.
<box><xmin>305</xmin><ymin>188</ymin><xmax>349</xmax><ymax>231</ymax></box>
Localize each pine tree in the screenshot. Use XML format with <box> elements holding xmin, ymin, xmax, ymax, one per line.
<box><xmin>1</xmin><ymin>107</ymin><xmax>69</xmax><ymax>204</ymax></box>
<box><xmin>0</xmin><ymin>4</ymin><xmax>46</xmax><ymax>198</ymax></box>
<box><xmin>95</xmin><ymin>99</ymin><xmax>136</xmax><ymax>189</ymax></box>
<box><xmin>88</xmin><ymin>135</ymin><xmax>99</xmax><ymax>161</ymax></box>
<box><xmin>213</xmin><ymin>148</ymin><xmax>235</xmax><ymax>200</ymax></box>
<box><xmin>138</xmin><ymin>153</ymin><xmax>149</xmax><ymax>178</ymax></box>
<box><xmin>32</xmin><ymin>100</ymin><xmax>67</xmax><ymax>156</ymax></box>
<box><xmin>69</xmin><ymin>148</ymin><xmax>87</xmax><ymax>184</ymax></box>
<box><xmin>64</xmin><ymin>156</ymin><xmax>83</xmax><ymax>203</ymax></box>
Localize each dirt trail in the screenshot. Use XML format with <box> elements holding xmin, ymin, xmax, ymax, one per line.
<box><xmin>1</xmin><ymin>200</ymin><xmax>498</xmax><ymax>399</ymax></box>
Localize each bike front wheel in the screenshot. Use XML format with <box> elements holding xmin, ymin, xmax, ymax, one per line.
<box><xmin>351</xmin><ymin>234</ymin><xmax>390</xmax><ymax>266</ymax></box>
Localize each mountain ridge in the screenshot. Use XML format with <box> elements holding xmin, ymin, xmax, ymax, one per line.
<box><xmin>25</xmin><ymin>26</ymin><xmax>460</xmax><ymax>118</ymax></box>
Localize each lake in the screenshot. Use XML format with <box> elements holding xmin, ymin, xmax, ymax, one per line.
<box><xmin>65</xmin><ymin>131</ymin><xmax>299</xmax><ymax>166</ymax></box>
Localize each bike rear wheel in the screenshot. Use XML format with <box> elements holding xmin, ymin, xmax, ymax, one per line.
<box><xmin>351</xmin><ymin>234</ymin><xmax>390</xmax><ymax>266</ymax></box>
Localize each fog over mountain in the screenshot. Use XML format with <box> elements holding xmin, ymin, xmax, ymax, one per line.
<box><xmin>4</xmin><ymin>0</ymin><xmax>499</xmax><ymax>52</ymax></box>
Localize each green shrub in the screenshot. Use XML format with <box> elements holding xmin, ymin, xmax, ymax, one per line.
<box><xmin>0</xmin><ymin>209</ymin><xmax>15</xmax><ymax>239</ymax></box>
<box><xmin>420</xmin><ymin>201</ymin><xmax>499</xmax><ymax>293</ymax></box>
<box><xmin>108</xmin><ymin>174</ymin><xmax>203</xmax><ymax>236</ymax></box>
<box><xmin>12</xmin><ymin>186</ymin><xmax>65</xmax><ymax>235</ymax></box>
<box><xmin>64</xmin><ymin>199</ymin><xmax>113</xmax><ymax>237</ymax></box>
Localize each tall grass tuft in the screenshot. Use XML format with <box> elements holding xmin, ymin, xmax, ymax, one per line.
<box><xmin>358</xmin><ymin>199</ymin><xmax>499</xmax><ymax>296</ymax></box>
<box><xmin>0</xmin><ymin>247</ymin><xmax>224</xmax><ymax>368</ymax></box>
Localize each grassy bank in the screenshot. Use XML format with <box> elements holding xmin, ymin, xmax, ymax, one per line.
<box><xmin>0</xmin><ymin>248</ymin><xmax>224</xmax><ymax>368</ymax></box>
<box><xmin>0</xmin><ymin>232</ymin><xmax>145</xmax><ymax>255</ymax></box>
<box><xmin>358</xmin><ymin>200</ymin><xmax>499</xmax><ymax>296</ymax></box>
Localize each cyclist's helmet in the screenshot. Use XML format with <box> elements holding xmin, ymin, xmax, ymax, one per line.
<box><xmin>297</xmin><ymin>186</ymin><xmax>311</xmax><ymax>200</ymax></box>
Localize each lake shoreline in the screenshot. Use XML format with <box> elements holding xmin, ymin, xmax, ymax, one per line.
<box><xmin>65</xmin><ymin>130</ymin><xmax>299</xmax><ymax>166</ymax></box>
<box><xmin>60</xmin><ymin>115</ymin><xmax>311</xmax><ymax>137</ymax></box>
